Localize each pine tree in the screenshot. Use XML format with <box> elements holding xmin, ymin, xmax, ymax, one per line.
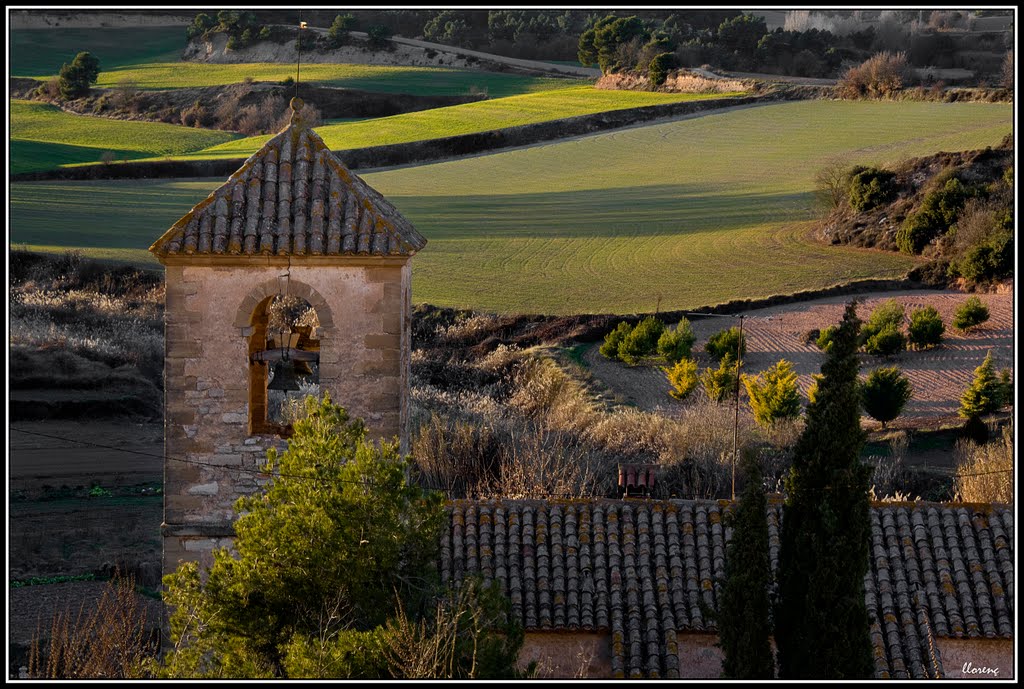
<box><xmin>775</xmin><ymin>302</ymin><xmax>874</xmax><ymax>679</ymax></box>
<box><xmin>959</xmin><ymin>351</ymin><xmax>1003</xmax><ymax>419</ymax></box>
<box><xmin>157</xmin><ymin>395</ymin><xmax>523</xmax><ymax>678</ymax></box>
<box><xmin>718</xmin><ymin>449</ymin><xmax>774</xmax><ymax>679</ymax></box>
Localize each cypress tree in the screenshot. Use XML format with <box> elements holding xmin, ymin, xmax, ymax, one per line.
<box><xmin>775</xmin><ymin>301</ymin><xmax>874</xmax><ymax>679</ymax></box>
<box><xmin>718</xmin><ymin>449</ymin><xmax>774</xmax><ymax>679</ymax></box>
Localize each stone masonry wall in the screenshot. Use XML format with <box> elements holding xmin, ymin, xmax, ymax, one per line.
<box><xmin>163</xmin><ymin>260</ymin><xmax>411</xmax><ymax>577</ymax></box>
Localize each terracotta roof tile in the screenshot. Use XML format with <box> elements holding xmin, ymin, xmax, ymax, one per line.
<box><xmin>443</xmin><ymin>500</ymin><xmax>1012</xmax><ymax>679</ymax></box>
<box><xmin>150</xmin><ymin>99</ymin><xmax>426</xmax><ymax>259</ymax></box>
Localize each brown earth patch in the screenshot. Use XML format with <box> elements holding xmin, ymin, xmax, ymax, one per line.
<box><xmin>585</xmin><ymin>287</ymin><xmax>1014</xmax><ymax>431</ymax></box>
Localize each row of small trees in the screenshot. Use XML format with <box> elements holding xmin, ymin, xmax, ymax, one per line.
<box><xmin>599</xmin><ymin>297</ymin><xmax>1006</xmax><ymax>431</ymax></box>
<box><xmin>817</xmin><ymin>296</ymin><xmax>991</xmax><ymax>357</ymax></box>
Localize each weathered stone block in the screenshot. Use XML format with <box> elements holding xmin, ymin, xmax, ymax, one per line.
<box><xmin>187</xmin><ymin>482</ymin><xmax>219</xmax><ymax>496</ymax></box>
<box><xmin>365</xmin><ymin>333</ymin><xmax>400</xmax><ymax>350</ymax></box>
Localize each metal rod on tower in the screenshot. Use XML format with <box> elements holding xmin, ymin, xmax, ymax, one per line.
<box><xmin>732</xmin><ymin>314</ymin><xmax>744</xmax><ymax>501</ymax></box>
<box><xmin>296</xmin><ymin>12</ymin><xmax>306</xmax><ymax>99</ymax></box>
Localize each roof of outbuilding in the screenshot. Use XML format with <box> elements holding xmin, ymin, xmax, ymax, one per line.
<box><xmin>441</xmin><ymin>499</ymin><xmax>1013</xmax><ymax>680</ymax></box>
<box><xmin>149</xmin><ymin>98</ymin><xmax>426</xmax><ymax>259</ymax></box>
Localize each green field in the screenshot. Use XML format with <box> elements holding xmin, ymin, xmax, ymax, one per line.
<box><xmin>186</xmin><ymin>87</ymin><xmax>744</xmax><ymax>159</ymax></box>
<box><xmin>10</xmin><ymin>26</ymin><xmax>186</xmax><ymax>75</ymax></box>
<box><xmin>44</xmin><ymin>62</ymin><xmax>582</xmax><ymax>98</ymax></box>
<box><xmin>10</xmin><ymin>100</ymin><xmax>1011</xmax><ymax>314</ymax></box>
<box><xmin>10</xmin><ymin>100</ymin><xmax>239</xmax><ymax>175</ymax></box>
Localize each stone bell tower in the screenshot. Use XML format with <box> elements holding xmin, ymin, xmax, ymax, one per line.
<box><xmin>150</xmin><ymin>98</ymin><xmax>426</xmax><ymax>577</ymax></box>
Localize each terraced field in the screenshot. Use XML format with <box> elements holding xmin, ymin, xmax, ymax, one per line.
<box><xmin>43</xmin><ymin>63</ymin><xmax>583</xmax><ymax>98</ymax></box>
<box><xmin>10</xmin><ymin>99</ymin><xmax>1012</xmax><ymax>314</ymax></box>
<box><xmin>183</xmin><ymin>87</ymin><xmax>744</xmax><ymax>159</ymax></box>
<box><xmin>10</xmin><ymin>100</ymin><xmax>240</xmax><ymax>175</ymax></box>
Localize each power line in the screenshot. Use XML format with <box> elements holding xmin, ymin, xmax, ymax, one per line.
<box><xmin>8</xmin><ymin>426</ymin><xmax>721</xmax><ymax>501</ymax></box>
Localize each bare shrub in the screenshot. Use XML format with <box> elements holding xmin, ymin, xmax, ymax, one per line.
<box><xmin>663</xmin><ymin>71</ymin><xmax>747</xmax><ymax>94</ymax></box>
<box><xmin>838</xmin><ymin>51</ymin><xmax>911</xmax><ymax>99</ymax></box>
<box><xmin>814</xmin><ymin>159</ymin><xmax>853</xmax><ymax>211</ymax></box>
<box><xmin>1001</xmin><ymin>50</ymin><xmax>1013</xmax><ymax>89</ymax></box>
<box><xmin>179</xmin><ymin>100</ymin><xmax>210</xmax><ymax>128</ymax></box>
<box><xmin>954</xmin><ymin>423</ymin><xmax>1013</xmax><ymax>504</ymax></box>
<box><xmin>927</xmin><ymin>10</ymin><xmax>963</xmax><ymax>31</ymax></box>
<box><xmin>110</xmin><ymin>78</ymin><xmax>139</xmax><ymax>110</ymax></box>
<box><xmin>274</xmin><ymin>99</ymin><xmax>322</xmax><ymax>131</ymax></box>
<box><xmin>784</xmin><ymin>10</ymin><xmax>866</xmax><ymax>36</ymax></box>
<box><xmin>28</xmin><ymin>574</ymin><xmax>156</xmax><ymax>679</ymax></box>
<box><xmin>868</xmin><ymin>431</ymin><xmax>908</xmax><ymax>500</ymax></box>
<box><xmin>951</xmin><ymin>197</ymin><xmax>1001</xmax><ymax>255</ymax></box>
<box><xmin>435</xmin><ymin>313</ymin><xmax>502</xmax><ymax>347</ymax></box>
<box><xmin>491</xmin><ymin>424</ymin><xmax>612</xmax><ymax>499</ymax></box>
<box><xmin>412</xmin><ymin>414</ymin><xmax>501</xmax><ymax>498</ymax></box>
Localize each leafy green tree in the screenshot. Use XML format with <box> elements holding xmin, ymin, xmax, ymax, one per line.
<box><xmin>328</xmin><ymin>14</ymin><xmax>356</xmax><ymax>47</ymax></box>
<box><xmin>717</xmin><ymin>13</ymin><xmax>768</xmax><ymax>56</ymax></box>
<box><xmin>657</xmin><ymin>318</ymin><xmax>695</xmax><ymax>363</ymax></box>
<box><xmin>705</xmin><ymin>326</ymin><xmax>746</xmax><ymax>363</ymax></box>
<box><xmin>57</xmin><ymin>52</ymin><xmax>101</xmax><ymax>99</ymax></box>
<box><xmin>776</xmin><ymin>302</ymin><xmax>874</xmax><ymax>679</ymax></box>
<box><xmin>664</xmin><ymin>358</ymin><xmax>699</xmax><ymax>400</ymax></box>
<box><xmin>702</xmin><ymin>353</ymin><xmax>738</xmax><ymax>402</ymax></box>
<box><xmin>897</xmin><ymin>176</ymin><xmax>976</xmax><ymax>254</ymax></box>
<box><xmin>578</xmin><ymin>15</ymin><xmax>649</xmax><ymax>73</ymax></box>
<box><xmin>718</xmin><ymin>449</ymin><xmax>774</xmax><ymax>679</ymax></box>
<box><xmin>907</xmin><ymin>306</ymin><xmax>944</xmax><ymax>349</ymax></box>
<box><xmin>157</xmin><ymin>395</ymin><xmax>523</xmax><ymax>679</ymax></box>
<box><xmin>618</xmin><ymin>316</ymin><xmax>665</xmax><ymax>365</ymax></box>
<box><xmin>366</xmin><ymin>24</ymin><xmax>393</xmax><ymax>50</ymax></box>
<box><xmin>952</xmin><ymin>296</ymin><xmax>990</xmax><ymax>332</ymax></box>
<box><xmin>859</xmin><ymin>299</ymin><xmax>906</xmax><ymax>356</ymax></box>
<box><xmin>959</xmin><ymin>351</ymin><xmax>1004</xmax><ymax>419</ymax></box>
<box><xmin>186</xmin><ymin>12</ymin><xmax>217</xmax><ymax>39</ymax></box>
<box><xmin>860</xmin><ymin>366</ymin><xmax>912</xmax><ymax>429</ymax></box>
<box><xmin>815</xmin><ymin>325</ymin><xmax>837</xmax><ymax>352</ymax></box>
<box><xmin>600</xmin><ymin>321</ymin><xmax>632</xmax><ymax>360</ymax></box>
<box><xmin>648</xmin><ymin>51</ymin><xmax>676</xmax><ymax>85</ymax></box>
<box><xmin>742</xmin><ymin>359</ymin><xmax>801</xmax><ymax>428</ymax></box>
<box><xmin>847</xmin><ymin>167</ymin><xmax>897</xmax><ymax>212</ymax></box>
<box><xmin>861</xmin><ymin>326</ymin><xmax>906</xmax><ymax>357</ymax></box>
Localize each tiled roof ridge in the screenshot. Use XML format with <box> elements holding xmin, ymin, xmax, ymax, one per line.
<box><xmin>149</xmin><ymin>97</ymin><xmax>426</xmax><ymax>258</ymax></box>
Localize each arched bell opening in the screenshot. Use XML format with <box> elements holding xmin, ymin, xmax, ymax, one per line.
<box><xmin>248</xmin><ymin>294</ymin><xmax>320</xmax><ymax>436</ymax></box>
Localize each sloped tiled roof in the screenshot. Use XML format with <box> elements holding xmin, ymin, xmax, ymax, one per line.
<box><xmin>441</xmin><ymin>500</ymin><xmax>1013</xmax><ymax>679</ymax></box>
<box><xmin>150</xmin><ymin>98</ymin><xmax>426</xmax><ymax>258</ymax></box>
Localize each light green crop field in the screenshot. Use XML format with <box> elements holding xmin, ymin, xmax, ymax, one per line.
<box><xmin>67</xmin><ymin>62</ymin><xmax>583</xmax><ymax>98</ymax></box>
<box><xmin>10</xmin><ymin>26</ymin><xmax>186</xmax><ymax>75</ymax></box>
<box><xmin>10</xmin><ymin>100</ymin><xmax>1011</xmax><ymax>314</ymax></box>
<box><xmin>10</xmin><ymin>100</ymin><xmax>240</xmax><ymax>175</ymax></box>
<box><xmin>186</xmin><ymin>87</ymin><xmax>744</xmax><ymax>159</ymax></box>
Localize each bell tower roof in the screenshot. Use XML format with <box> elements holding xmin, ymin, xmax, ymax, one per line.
<box><xmin>150</xmin><ymin>97</ymin><xmax>426</xmax><ymax>260</ymax></box>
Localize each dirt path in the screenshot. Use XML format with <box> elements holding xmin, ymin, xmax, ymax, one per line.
<box><xmin>583</xmin><ymin>287</ymin><xmax>1014</xmax><ymax>430</ymax></box>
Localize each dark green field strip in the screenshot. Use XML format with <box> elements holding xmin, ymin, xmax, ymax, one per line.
<box><xmin>10</xmin><ymin>26</ymin><xmax>186</xmax><ymax>75</ymax></box>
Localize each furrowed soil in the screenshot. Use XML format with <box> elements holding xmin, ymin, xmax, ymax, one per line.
<box><xmin>8</xmin><ymin>420</ymin><xmax>164</xmax><ymax>676</ymax></box>
<box><xmin>581</xmin><ymin>287</ymin><xmax>1014</xmax><ymax>431</ymax></box>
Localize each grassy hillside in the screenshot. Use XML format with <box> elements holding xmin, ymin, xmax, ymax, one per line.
<box><xmin>187</xmin><ymin>87</ymin><xmax>744</xmax><ymax>158</ymax></box>
<box><xmin>10</xmin><ymin>100</ymin><xmax>240</xmax><ymax>175</ymax></box>
<box><xmin>10</xmin><ymin>100</ymin><xmax>1011</xmax><ymax>314</ymax></box>
<box><xmin>9</xmin><ymin>26</ymin><xmax>185</xmax><ymax>75</ymax></box>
